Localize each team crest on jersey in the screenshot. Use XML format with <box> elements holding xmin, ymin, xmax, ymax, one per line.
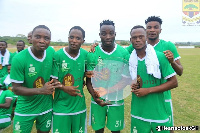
<box><xmin>137</xmin><ymin>75</ymin><xmax>143</xmax><ymax>89</ymax></box>
<box><xmin>28</xmin><ymin>64</ymin><xmax>37</xmax><ymax>77</ymax></box>
<box><xmin>62</xmin><ymin>74</ymin><xmax>74</xmax><ymax>86</ymax></box>
<box><xmin>98</xmin><ymin>56</ymin><xmax>103</xmax><ymax>66</ymax></box>
<box><xmin>61</xmin><ymin>60</ymin><xmax>68</xmax><ymax>72</ymax></box>
<box><xmin>33</xmin><ymin>77</ymin><xmax>45</xmax><ymax>88</ymax></box>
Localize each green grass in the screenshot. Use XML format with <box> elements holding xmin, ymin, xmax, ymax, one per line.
<box><xmin>2</xmin><ymin>48</ymin><xmax>200</xmax><ymax>133</ymax></box>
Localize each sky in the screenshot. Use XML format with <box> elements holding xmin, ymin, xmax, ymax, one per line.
<box><xmin>0</xmin><ymin>0</ymin><xmax>200</xmax><ymax>43</ymax></box>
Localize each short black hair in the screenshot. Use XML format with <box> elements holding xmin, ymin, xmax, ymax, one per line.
<box><xmin>0</xmin><ymin>41</ymin><xmax>7</xmax><ymax>46</ymax></box>
<box><xmin>32</xmin><ymin>25</ymin><xmax>51</xmax><ymax>35</ymax></box>
<box><xmin>145</xmin><ymin>16</ymin><xmax>162</xmax><ymax>25</ymax></box>
<box><xmin>17</xmin><ymin>40</ymin><xmax>25</xmax><ymax>45</ymax></box>
<box><xmin>130</xmin><ymin>25</ymin><xmax>146</xmax><ymax>35</ymax></box>
<box><xmin>100</xmin><ymin>20</ymin><xmax>115</xmax><ymax>28</ymax></box>
<box><xmin>69</xmin><ymin>26</ymin><xmax>85</xmax><ymax>39</ymax></box>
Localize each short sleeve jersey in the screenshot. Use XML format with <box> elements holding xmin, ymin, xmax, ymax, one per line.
<box><xmin>86</xmin><ymin>44</ymin><xmax>129</xmax><ymax>104</ymax></box>
<box><xmin>10</xmin><ymin>46</ymin><xmax>55</xmax><ymax>115</ymax></box>
<box><xmin>0</xmin><ymin>52</ymin><xmax>13</xmax><ymax>79</ymax></box>
<box><xmin>131</xmin><ymin>51</ymin><xmax>176</xmax><ymax>122</ymax></box>
<box><xmin>154</xmin><ymin>39</ymin><xmax>180</xmax><ymax>61</ymax></box>
<box><xmin>52</xmin><ymin>48</ymin><xmax>87</xmax><ymax>114</ymax></box>
<box><xmin>0</xmin><ymin>90</ymin><xmax>14</xmax><ymax>116</ymax></box>
<box><xmin>0</xmin><ymin>74</ymin><xmax>17</xmax><ymax>98</ymax></box>
<box><xmin>126</xmin><ymin>44</ymin><xmax>134</xmax><ymax>54</ymax></box>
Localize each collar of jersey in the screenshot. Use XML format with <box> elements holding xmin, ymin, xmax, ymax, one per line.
<box><xmin>63</xmin><ymin>47</ymin><xmax>80</xmax><ymax>60</ymax></box>
<box><xmin>99</xmin><ymin>43</ymin><xmax>117</xmax><ymax>55</ymax></box>
<box><xmin>28</xmin><ymin>47</ymin><xmax>46</xmax><ymax>62</ymax></box>
<box><xmin>151</xmin><ymin>40</ymin><xmax>160</xmax><ymax>48</ymax></box>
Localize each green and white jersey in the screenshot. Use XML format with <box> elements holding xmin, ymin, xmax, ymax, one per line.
<box><xmin>154</xmin><ymin>39</ymin><xmax>180</xmax><ymax>61</ymax></box>
<box><xmin>154</xmin><ymin>39</ymin><xmax>180</xmax><ymax>100</ymax></box>
<box><xmin>12</xmin><ymin>51</ymin><xmax>18</xmax><ymax>57</ymax></box>
<box><xmin>126</xmin><ymin>44</ymin><xmax>134</xmax><ymax>54</ymax></box>
<box><xmin>0</xmin><ymin>74</ymin><xmax>18</xmax><ymax>98</ymax></box>
<box><xmin>0</xmin><ymin>90</ymin><xmax>14</xmax><ymax>117</ymax></box>
<box><xmin>131</xmin><ymin>51</ymin><xmax>176</xmax><ymax>122</ymax></box>
<box><xmin>10</xmin><ymin>46</ymin><xmax>55</xmax><ymax>115</ymax></box>
<box><xmin>52</xmin><ymin>47</ymin><xmax>87</xmax><ymax>114</ymax></box>
<box><xmin>86</xmin><ymin>44</ymin><xmax>129</xmax><ymax>105</ymax></box>
<box><xmin>0</xmin><ymin>50</ymin><xmax>13</xmax><ymax>79</ymax></box>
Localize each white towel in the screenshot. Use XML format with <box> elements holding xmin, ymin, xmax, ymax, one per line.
<box><xmin>0</xmin><ymin>49</ymin><xmax>10</xmax><ymax>66</ymax></box>
<box><xmin>129</xmin><ymin>44</ymin><xmax>161</xmax><ymax>80</ymax></box>
<box><xmin>4</xmin><ymin>74</ymin><xmax>11</xmax><ymax>86</ymax></box>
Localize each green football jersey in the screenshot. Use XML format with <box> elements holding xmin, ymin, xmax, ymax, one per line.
<box><xmin>126</xmin><ymin>44</ymin><xmax>134</xmax><ymax>54</ymax></box>
<box><xmin>0</xmin><ymin>51</ymin><xmax>13</xmax><ymax>79</ymax></box>
<box><xmin>52</xmin><ymin>48</ymin><xmax>87</xmax><ymax>114</ymax></box>
<box><xmin>86</xmin><ymin>44</ymin><xmax>129</xmax><ymax>104</ymax></box>
<box><xmin>10</xmin><ymin>46</ymin><xmax>55</xmax><ymax>115</ymax></box>
<box><xmin>131</xmin><ymin>51</ymin><xmax>176</xmax><ymax>122</ymax></box>
<box><xmin>0</xmin><ymin>90</ymin><xmax>14</xmax><ymax>116</ymax></box>
<box><xmin>0</xmin><ymin>74</ymin><xmax>17</xmax><ymax>98</ymax></box>
<box><xmin>154</xmin><ymin>39</ymin><xmax>180</xmax><ymax>60</ymax></box>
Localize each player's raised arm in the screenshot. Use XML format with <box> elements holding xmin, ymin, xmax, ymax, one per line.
<box><xmin>163</xmin><ymin>50</ymin><xmax>183</xmax><ymax>76</ymax></box>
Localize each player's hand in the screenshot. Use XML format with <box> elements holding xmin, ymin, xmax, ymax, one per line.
<box><xmin>61</xmin><ymin>85</ymin><xmax>83</xmax><ymax>97</ymax></box>
<box><xmin>94</xmin><ymin>87</ymin><xmax>107</xmax><ymax>97</ymax></box>
<box><xmin>132</xmin><ymin>88</ymin><xmax>150</xmax><ymax>97</ymax></box>
<box><xmin>131</xmin><ymin>83</ymin><xmax>139</xmax><ymax>91</ymax></box>
<box><xmin>85</xmin><ymin>71</ymin><xmax>94</xmax><ymax>78</ymax></box>
<box><xmin>94</xmin><ymin>98</ymin><xmax>111</xmax><ymax>107</ymax></box>
<box><xmin>40</xmin><ymin>79</ymin><xmax>61</xmax><ymax>95</ymax></box>
<box><xmin>89</xmin><ymin>42</ymin><xmax>99</xmax><ymax>53</ymax></box>
<box><xmin>93</xmin><ymin>89</ymin><xmax>111</xmax><ymax>107</ymax></box>
<box><xmin>163</xmin><ymin>50</ymin><xmax>174</xmax><ymax>63</ymax></box>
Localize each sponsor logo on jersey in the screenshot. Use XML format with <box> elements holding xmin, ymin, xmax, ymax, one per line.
<box><xmin>137</xmin><ymin>75</ymin><xmax>143</xmax><ymax>89</ymax></box>
<box><xmin>33</xmin><ymin>77</ymin><xmax>45</xmax><ymax>88</ymax></box>
<box><xmin>62</xmin><ymin>74</ymin><xmax>74</xmax><ymax>86</ymax></box>
<box><xmin>100</xmin><ymin>68</ymin><xmax>110</xmax><ymax>80</ymax></box>
<box><xmin>28</xmin><ymin>64</ymin><xmax>37</xmax><ymax>77</ymax></box>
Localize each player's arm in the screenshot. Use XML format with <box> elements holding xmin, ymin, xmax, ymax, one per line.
<box><xmin>0</xmin><ymin>98</ymin><xmax>12</xmax><ymax>109</ymax></box>
<box><xmin>86</xmin><ymin>77</ymin><xmax>110</xmax><ymax>106</ymax></box>
<box><xmin>163</xmin><ymin>50</ymin><xmax>183</xmax><ymax>76</ymax></box>
<box><xmin>132</xmin><ymin>75</ymin><xmax>178</xmax><ymax>97</ymax></box>
<box><xmin>12</xmin><ymin>79</ymin><xmax>61</xmax><ymax>96</ymax></box>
